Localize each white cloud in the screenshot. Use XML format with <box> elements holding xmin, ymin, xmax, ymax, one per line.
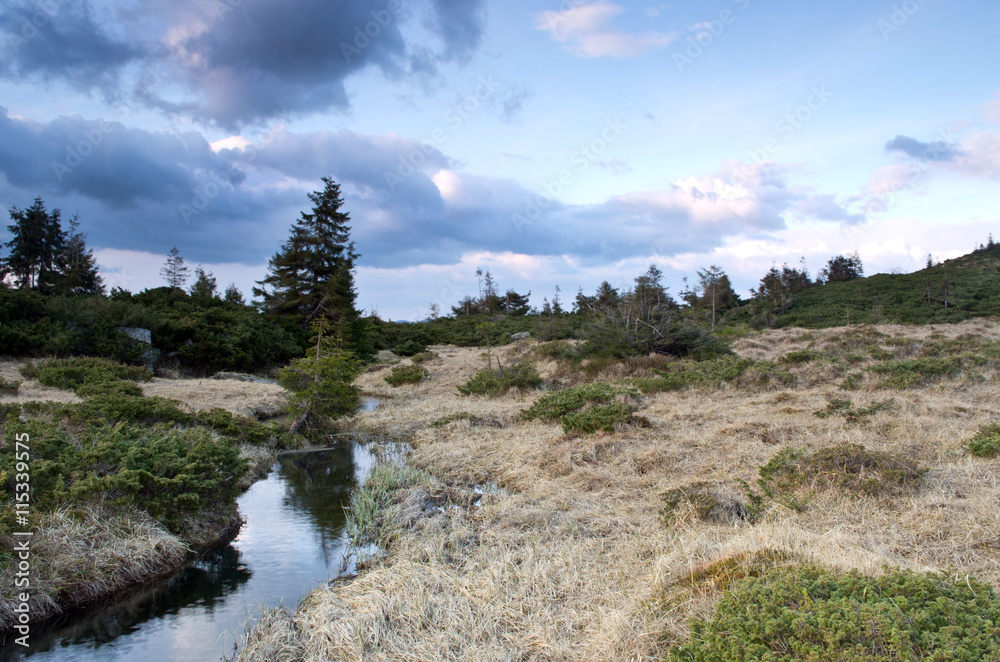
<box><xmin>984</xmin><ymin>92</ymin><xmax>1000</xmax><ymax>124</ymax></box>
<box><xmin>534</xmin><ymin>1</ymin><xmax>676</xmax><ymax>58</ymax></box>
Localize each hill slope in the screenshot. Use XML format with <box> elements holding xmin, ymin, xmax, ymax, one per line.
<box><xmin>777</xmin><ymin>243</ymin><xmax>1000</xmax><ymax>328</ymax></box>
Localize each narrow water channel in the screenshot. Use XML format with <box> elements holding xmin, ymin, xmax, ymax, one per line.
<box><xmin>1</xmin><ymin>399</ymin><xmax>382</xmax><ymax>662</ymax></box>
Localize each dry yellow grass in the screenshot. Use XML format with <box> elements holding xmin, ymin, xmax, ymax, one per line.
<box><xmin>142</xmin><ymin>377</ymin><xmax>288</xmax><ymax>418</ymax></box>
<box><xmin>236</xmin><ymin>322</ymin><xmax>1000</xmax><ymax>662</ymax></box>
<box><xmin>0</xmin><ymin>503</ymin><xmax>189</xmax><ymax>630</ymax></box>
<box><xmin>0</xmin><ymin>359</ymin><xmax>81</xmax><ymax>405</ymax></box>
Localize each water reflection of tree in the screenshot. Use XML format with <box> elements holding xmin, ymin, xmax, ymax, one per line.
<box><xmin>279</xmin><ymin>444</ymin><xmax>357</xmax><ymax>566</ymax></box>
<box><xmin>13</xmin><ymin>545</ymin><xmax>251</xmax><ymax>655</ymax></box>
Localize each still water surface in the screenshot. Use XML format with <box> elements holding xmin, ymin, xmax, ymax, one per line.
<box><xmin>2</xmin><ymin>400</ymin><xmax>380</xmax><ymax>662</ymax></box>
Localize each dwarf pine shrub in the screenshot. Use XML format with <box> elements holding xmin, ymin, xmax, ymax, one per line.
<box><xmin>521</xmin><ymin>383</ymin><xmax>636</xmax><ymax>420</ymax></box>
<box><xmin>668</xmin><ymin>564</ymin><xmax>1000</xmax><ymax>661</ymax></box>
<box><xmin>968</xmin><ymin>423</ymin><xmax>1000</xmax><ymax>458</ymax></box>
<box><xmin>385</xmin><ymin>364</ymin><xmax>427</xmax><ymax>386</ymax></box>
<box><xmin>458</xmin><ymin>362</ymin><xmax>543</xmax><ymax>397</ymax></box>
<box><xmin>19</xmin><ymin>357</ymin><xmax>152</xmax><ymax>392</ymax></box>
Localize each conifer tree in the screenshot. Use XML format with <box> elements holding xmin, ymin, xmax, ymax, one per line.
<box><xmin>160</xmin><ymin>246</ymin><xmax>189</xmax><ymax>290</ymax></box>
<box><xmin>254</xmin><ymin>177</ymin><xmax>367</xmax><ymax>354</ymax></box>
<box><xmin>190</xmin><ymin>266</ymin><xmax>218</xmax><ymax>299</ymax></box>
<box><xmin>3</xmin><ymin>197</ymin><xmax>66</xmax><ymax>291</ymax></box>
<box><xmin>224</xmin><ymin>282</ymin><xmax>245</xmax><ymax>305</ymax></box>
<box><xmin>60</xmin><ymin>213</ymin><xmax>104</xmax><ymax>295</ymax></box>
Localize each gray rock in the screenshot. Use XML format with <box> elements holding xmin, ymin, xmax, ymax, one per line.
<box><xmin>117</xmin><ymin>327</ymin><xmax>152</xmax><ymax>344</ymax></box>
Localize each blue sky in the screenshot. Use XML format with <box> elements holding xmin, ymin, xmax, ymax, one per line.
<box><xmin>1</xmin><ymin>0</ymin><xmax>998</xmax><ymax>319</ymax></box>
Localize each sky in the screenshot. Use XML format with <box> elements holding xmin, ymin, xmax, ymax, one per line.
<box><xmin>0</xmin><ymin>0</ymin><xmax>998</xmax><ymax>320</ymax></box>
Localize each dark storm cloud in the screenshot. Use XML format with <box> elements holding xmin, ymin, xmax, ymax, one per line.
<box><xmin>1</xmin><ymin>117</ymin><xmax>856</xmax><ymax>269</ymax></box>
<box><xmin>0</xmin><ymin>0</ymin><xmax>141</xmax><ymax>96</ymax></box>
<box><xmin>151</xmin><ymin>0</ymin><xmax>489</xmax><ymax>128</ymax></box>
<box><xmin>885</xmin><ymin>135</ymin><xmax>960</xmax><ymax>162</ymax></box>
<box><xmin>1</xmin><ymin>0</ymin><xmax>489</xmax><ymax>128</ymax></box>
<box><xmin>0</xmin><ymin>107</ymin><xmax>240</xmax><ymax>205</ymax></box>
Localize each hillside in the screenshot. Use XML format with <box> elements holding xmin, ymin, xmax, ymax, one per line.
<box><xmin>777</xmin><ymin>242</ymin><xmax>1000</xmax><ymax>328</ymax></box>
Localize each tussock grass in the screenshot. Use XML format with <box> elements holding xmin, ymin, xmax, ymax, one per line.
<box><xmin>238</xmin><ymin>323</ymin><xmax>1000</xmax><ymax>662</ymax></box>
<box><xmin>0</xmin><ymin>503</ymin><xmax>188</xmax><ymax>630</ymax></box>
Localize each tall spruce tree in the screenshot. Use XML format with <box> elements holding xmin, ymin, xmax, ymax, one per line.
<box><xmin>60</xmin><ymin>213</ymin><xmax>104</xmax><ymax>295</ymax></box>
<box><xmin>160</xmin><ymin>246</ymin><xmax>189</xmax><ymax>290</ymax></box>
<box><xmin>4</xmin><ymin>197</ymin><xmax>66</xmax><ymax>292</ymax></box>
<box><xmin>254</xmin><ymin>177</ymin><xmax>367</xmax><ymax>354</ymax></box>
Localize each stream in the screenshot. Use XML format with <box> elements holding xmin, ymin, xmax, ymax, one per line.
<box><xmin>1</xmin><ymin>398</ymin><xmax>382</xmax><ymax>662</ymax></box>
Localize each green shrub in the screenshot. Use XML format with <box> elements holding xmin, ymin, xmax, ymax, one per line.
<box><xmin>521</xmin><ymin>383</ymin><xmax>636</xmax><ymax>420</ymax></box>
<box><xmin>73</xmin><ymin>393</ymin><xmax>192</xmax><ymax>426</ymax></box>
<box><xmin>758</xmin><ymin>443</ymin><xmax>925</xmax><ymax>503</ymax></box>
<box><xmin>780</xmin><ymin>349</ymin><xmax>821</xmax><ymax>364</ymax></box>
<box><xmin>868</xmin><ymin>356</ymin><xmax>969</xmax><ymax>388</ymax></box>
<box><xmin>385</xmin><ymin>364</ymin><xmax>428</xmax><ymax>386</ymax></box>
<box><xmin>194</xmin><ymin>408</ymin><xmax>283</xmax><ymax>446</ymax></box>
<box><xmin>813</xmin><ymin>397</ymin><xmax>896</xmax><ymax>423</ymax></box>
<box><xmin>532</xmin><ymin>340</ymin><xmax>578</xmax><ymax>361</ymax></box>
<box><xmin>968</xmin><ymin>423</ymin><xmax>1000</xmax><ymax>458</ymax></box>
<box><xmin>561</xmin><ymin>403</ymin><xmax>638</xmax><ymax>433</ymax></box>
<box><xmin>667</xmin><ymin>563</ymin><xmax>1000</xmax><ymax>662</ymax></box>
<box><xmin>410</xmin><ymin>351</ymin><xmax>438</xmax><ymax>364</ymax></box>
<box><xmin>457</xmin><ymin>363</ymin><xmax>544</xmax><ymax>397</ymax></box>
<box><xmin>393</xmin><ymin>339</ymin><xmax>427</xmax><ymax>357</ymax></box>
<box><xmin>0</xmin><ymin>377</ymin><xmax>21</xmax><ymax>394</ymax></box>
<box><xmin>0</xmin><ymin>419</ymin><xmax>246</xmax><ymax>536</ymax></box>
<box><xmin>278</xmin><ymin>350</ymin><xmax>361</xmax><ymax>420</ymax></box>
<box><xmin>19</xmin><ymin>357</ymin><xmax>152</xmax><ymax>391</ymax></box>
<box><xmin>74</xmin><ymin>380</ymin><xmax>144</xmax><ymax>399</ymax></box>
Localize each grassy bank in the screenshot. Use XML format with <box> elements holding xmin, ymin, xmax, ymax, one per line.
<box><xmin>0</xmin><ymin>358</ymin><xmax>299</xmax><ymax>631</ymax></box>
<box><xmin>235</xmin><ymin>321</ymin><xmax>1000</xmax><ymax>661</ymax></box>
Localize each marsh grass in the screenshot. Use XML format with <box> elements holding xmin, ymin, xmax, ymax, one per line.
<box><xmin>235</xmin><ymin>321</ymin><xmax>1000</xmax><ymax>662</ymax></box>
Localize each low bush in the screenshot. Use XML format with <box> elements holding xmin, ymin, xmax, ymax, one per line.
<box><xmin>393</xmin><ymin>339</ymin><xmax>427</xmax><ymax>357</ymax></box>
<box><xmin>635</xmin><ymin>357</ymin><xmax>795</xmax><ymax>393</ymax></box>
<box><xmin>385</xmin><ymin>364</ymin><xmax>428</xmax><ymax>387</ymax></box>
<box><xmin>194</xmin><ymin>408</ymin><xmax>287</xmax><ymax>446</ymax></box>
<box><xmin>561</xmin><ymin>402</ymin><xmax>638</xmax><ymax>433</ymax></box>
<box><xmin>74</xmin><ymin>380</ymin><xmax>144</xmax><ymax>399</ymax></box>
<box><xmin>667</xmin><ymin>563</ymin><xmax>1000</xmax><ymax>662</ymax></box>
<box><xmin>410</xmin><ymin>351</ymin><xmax>438</xmax><ymax>364</ymax></box>
<box><xmin>457</xmin><ymin>363</ymin><xmax>544</xmax><ymax>397</ymax></box>
<box><xmin>868</xmin><ymin>356</ymin><xmax>972</xmax><ymax>388</ymax></box>
<box><xmin>521</xmin><ymin>383</ymin><xmax>637</xmax><ymax>421</ymax></box>
<box><xmin>813</xmin><ymin>397</ymin><xmax>896</xmax><ymax>423</ymax></box>
<box><xmin>780</xmin><ymin>349</ymin><xmax>821</xmax><ymax>364</ymax></box>
<box><xmin>72</xmin><ymin>393</ymin><xmax>191</xmax><ymax>426</ymax></box>
<box><xmin>19</xmin><ymin>357</ymin><xmax>152</xmax><ymax>391</ymax></box>
<box><xmin>758</xmin><ymin>443</ymin><xmax>925</xmax><ymax>505</ymax></box>
<box><xmin>968</xmin><ymin>423</ymin><xmax>1000</xmax><ymax>458</ymax></box>
<box><xmin>0</xmin><ymin>419</ymin><xmax>246</xmax><ymax>536</ymax></box>
<box><xmin>0</xmin><ymin>377</ymin><xmax>21</xmax><ymax>394</ymax></box>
